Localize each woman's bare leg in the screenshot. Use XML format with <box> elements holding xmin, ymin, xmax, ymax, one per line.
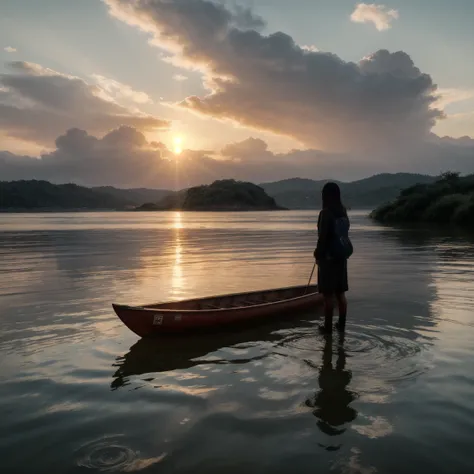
<box><xmin>323</xmin><ymin>295</ymin><xmax>334</xmax><ymax>332</ymax></box>
<box><xmin>336</xmin><ymin>292</ymin><xmax>347</xmax><ymax>330</ymax></box>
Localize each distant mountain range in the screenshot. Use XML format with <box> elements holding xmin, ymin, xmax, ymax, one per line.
<box><xmin>259</xmin><ymin>173</ymin><xmax>436</xmax><ymax>209</ymax></box>
<box><xmin>0</xmin><ymin>173</ymin><xmax>436</xmax><ymax>211</ymax></box>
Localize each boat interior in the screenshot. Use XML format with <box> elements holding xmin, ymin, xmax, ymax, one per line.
<box><xmin>146</xmin><ymin>284</ymin><xmax>318</xmax><ymax>311</ymax></box>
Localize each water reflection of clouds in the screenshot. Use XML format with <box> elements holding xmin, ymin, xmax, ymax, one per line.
<box><xmin>334</xmin><ymin>447</ymin><xmax>377</xmax><ymax>474</ymax></box>
<box><xmin>4</xmin><ymin>211</ymin><xmax>473</xmax><ymax>474</ymax></box>
<box><xmin>431</xmin><ymin>242</ymin><xmax>474</xmax><ymax>329</ymax></box>
<box><xmin>330</xmin><ymin>222</ymin><xmax>438</xmax><ymax>361</ymax></box>
<box><xmin>352</xmin><ymin>415</ymin><xmax>393</xmax><ymax>439</ymax></box>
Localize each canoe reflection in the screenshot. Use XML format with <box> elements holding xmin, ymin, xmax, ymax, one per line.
<box><xmin>111</xmin><ymin>314</ymin><xmax>317</xmax><ymax>390</ymax></box>
<box><xmin>305</xmin><ymin>332</ymin><xmax>358</xmax><ymax>446</ymax></box>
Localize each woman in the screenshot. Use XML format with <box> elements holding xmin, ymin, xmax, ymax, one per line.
<box><xmin>314</xmin><ymin>182</ymin><xmax>352</xmax><ymax>333</ymax></box>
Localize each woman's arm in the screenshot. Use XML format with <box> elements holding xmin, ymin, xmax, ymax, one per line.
<box><xmin>314</xmin><ymin>209</ymin><xmax>331</xmax><ymax>261</ymax></box>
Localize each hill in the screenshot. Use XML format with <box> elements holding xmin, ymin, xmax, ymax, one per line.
<box><xmin>0</xmin><ymin>180</ymin><xmax>127</xmax><ymax>211</ymax></box>
<box><xmin>137</xmin><ymin>180</ymin><xmax>285</xmax><ymax>211</ymax></box>
<box><xmin>259</xmin><ymin>178</ymin><xmax>331</xmax><ymax>195</ymax></box>
<box><xmin>371</xmin><ymin>172</ymin><xmax>474</xmax><ymax>227</ymax></box>
<box><xmin>260</xmin><ymin>173</ymin><xmax>436</xmax><ymax>209</ymax></box>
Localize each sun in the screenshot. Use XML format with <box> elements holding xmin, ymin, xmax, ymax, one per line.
<box><xmin>173</xmin><ymin>135</ymin><xmax>183</xmax><ymax>155</ymax></box>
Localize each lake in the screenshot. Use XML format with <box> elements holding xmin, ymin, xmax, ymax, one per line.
<box><xmin>1</xmin><ymin>210</ymin><xmax>474</xmax><ymax>474</ymax></box>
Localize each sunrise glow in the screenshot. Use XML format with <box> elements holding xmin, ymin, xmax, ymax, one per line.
<box><xmin>173</xmin><ymin>135</ymin><xmax>183</xmax><ymax>155</ymax></box>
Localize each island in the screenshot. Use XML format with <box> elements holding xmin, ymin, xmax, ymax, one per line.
<box><xmin>135</xmin><ymin>179</ymin><xmax>286</xmax><ymax>211</ymax></box>
<box><xmin>370</xmin><ymin>172</ymin><xmax>474</xmax><ymax>228</ymax></box>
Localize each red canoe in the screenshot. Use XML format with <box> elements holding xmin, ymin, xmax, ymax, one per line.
<box><xmin>112</xmin><ymin>284</ymin><xmax>322</xmax><ymax>337</ymax></box>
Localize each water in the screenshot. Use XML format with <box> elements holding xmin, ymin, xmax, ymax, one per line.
<box><xmin>1</xmin><ymin>210</ymin><xmax>474</xmax><ymax>474</ymax></box>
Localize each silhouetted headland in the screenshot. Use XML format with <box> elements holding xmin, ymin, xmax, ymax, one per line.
<box><xmin>371</xmin><ymin>172</ymin><xmax>474</xmax><ymax>228</ymax></box>
<box><xmin>135</xmin><ymin>179</ymin><xmax>286</xmax><ymax>211</ymax></box>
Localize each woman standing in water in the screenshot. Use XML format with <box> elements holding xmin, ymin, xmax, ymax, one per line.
<box><xmin>314</xmin><ymin>182</ymin><xmax>353</xmax><ymax>333</ymax></box>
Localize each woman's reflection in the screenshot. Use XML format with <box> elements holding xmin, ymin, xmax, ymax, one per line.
<box><xmin>306</xmin><ymin>332</ymin><xmax>357</xmax><ymax>448</ymax></box>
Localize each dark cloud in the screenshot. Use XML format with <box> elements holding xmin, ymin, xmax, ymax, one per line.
<box><xmin>2</xmin><ymin>129</ymin><xmax>474</xmax><ymax>188</ymax></box>
<box><xmin>220</xmin><ymin>137</ymin><xmax>474</xmax><ymax>181</ymax></box>
<box><xmin>0</xmin><ymin>126</ymin><xmax>163</xmax><ymax>187</ymax></box>
<box><xmin>429</xmin><ymin>133</ymin><xmax>474</xmax><ymax>148</ymax></box>
<box><xmin>105</xmin><ymin>0</ymin><xmax>443</xmax><ymax>153</ymax></box>
<box><xmin>0</xmin><ymin>61</ymin><xmax>169</xmax><ymax>147</ymax></box>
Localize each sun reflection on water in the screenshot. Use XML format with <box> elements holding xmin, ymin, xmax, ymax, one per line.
<box><xmin>172</xmin><ymin>212</ymin><xmax>184</xmax><ymax>297</ymax></box>
<box><xmin>173</xmin><ymin>211</ymin><xmax>183</xmax><ymax>230</ymax></box>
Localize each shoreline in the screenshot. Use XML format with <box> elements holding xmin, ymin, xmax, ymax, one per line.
<box><xmin>0</xmin><ymin>207</ymin><xmax>289</xmax><ymax>213</ymax></box>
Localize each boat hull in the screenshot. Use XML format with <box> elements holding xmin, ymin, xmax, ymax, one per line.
<box><xmin>113</xmin><ymin>284</ymin><xmax>322</xmax><ymax>337</ymax></box>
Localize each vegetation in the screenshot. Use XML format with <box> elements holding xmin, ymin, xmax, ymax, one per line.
<box><xmin>371</xmin><ymin>172</ymin><xmax>474</xmax><ymax>228</ymax></box>
<box><xmin>0</xmin><ymin>173</ymin><xmax>440</xmax><ymax>212</ymax></box>
<box><xmin>135</xmin><ymin>191</ymin><xmax>186</xmax><ymax>211</ymax></box>
<box><xmin>260</xmin><ymin>173</ymin><xmax>435</xmax><ymax>209</ymax></box>
<box><xmin>142</xmin><ymin>179</ymin><xmax>285</xmax><ymax>211</ymax></box>
<box><xmin>0</xmin><ymin>180</ymin><xmax>128</xmax><ymax>210</ymax></box>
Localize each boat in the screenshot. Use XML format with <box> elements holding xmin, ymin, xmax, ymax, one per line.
<box><xmin>112</xmin><ymin>284</ymin><xmax>322</xmax><ymax>337</ymax></box>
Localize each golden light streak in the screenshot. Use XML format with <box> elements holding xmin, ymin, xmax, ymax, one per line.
<box><xmin>173</xmin><ymin>135</ymin><xmax>183</xmax><ymax>155</ymax></box>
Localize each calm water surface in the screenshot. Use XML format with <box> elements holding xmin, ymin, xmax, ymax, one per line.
<box><xmin>1</xmin><ymin>211</ymin><xmax>474</xmax><ymax>473</ymax></box>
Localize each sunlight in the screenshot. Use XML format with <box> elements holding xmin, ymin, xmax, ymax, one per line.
<box><xmin>173</xmin><ymin>211</ymin><xmax>182</xmax><ymax>229</ymax></box>
<box><xmin>173</xmin><ymin>135</ymin><xmax>183</xmax><ymax>155</ymax></box>
<box><xmin>171</xmin><ymin>215</ymin><xmax>184</xmax><ymax>297</ymax></box>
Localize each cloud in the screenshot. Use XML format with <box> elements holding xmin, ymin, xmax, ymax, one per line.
<box><xmin>434</xmin><ymin>88</ymin><xmax>474</xmax><ymax>110</ymax></box>
<box><xmin>4</xmin><ymin>46</ymin><xmax>17</xmax><ymax>53</ymax></box>
<box><xmin>350</xmin><ymin>3</ymin><xmax>399</xmax><ymax>31</ymax></box>
<box><xmin>0</xmin><ymin>126</ymin><xmax>165</xmax><ymax>187</ymax></box>
<box><xmin>430</xmin><ymin>134</ymin><xmax>474</xmax><ymax>148</ymax></box>
<box><xmin>221</xmin><ymin>137</ymin><xmax>269</xmax><ymax>158</ymax></box>
<box><xmin>91</xmin><ymin>74</ymin><xmax>152</xmax><ymax>104</ymax></box>
<box><xmin>0</xmin><ymin>61</ymin><xmax>169</xmax><ymax>148</ymax></box>
<box><xmin>104</xmin><ymin>0</ymin><xmax>441</xmax><ymax>154</ymax></box>
<box><xmin>2</xmin><ymin>128</ymin><xmax>474</xmax><ymax>188</ymax></box>
<box><xmin>173</xmin><ymin>74</ymin><xmax>188</xmax><ymax>81</ymax></box>
<box><xmin>301</xmin><ymin>45</ymin><xmax>319</xmax><ymax>52</ymax></box>
<box><xmin>0</xmin><ymin>126</ymin><xmax>255</xmax><ymax>188</ymax></box>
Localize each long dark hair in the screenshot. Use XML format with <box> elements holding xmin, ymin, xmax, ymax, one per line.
<box><xmin>322</xmin><ymin>182</ymin><xmax>346</xmax><ymax>215</ymax></box>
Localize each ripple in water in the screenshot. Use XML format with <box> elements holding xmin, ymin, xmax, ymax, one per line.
<box><xmin>284</xmin><ymin>323</ymin><xmax>427</xmax><ymax>384</ymax></box>
<box><xmin>343</xmin><ymin>325</ymin><xmax>427</xmax><ymax>382</ymax></box>
<box><xmin>76</xmin><ymin>437</ymin><xmax>138</xmax><ymax>472</ymax></box>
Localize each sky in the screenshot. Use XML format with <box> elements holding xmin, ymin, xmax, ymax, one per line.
<box><xmin>1</xmin><ymin>0</ymin><xmax>474</xmax><ymax>188</ymax></box>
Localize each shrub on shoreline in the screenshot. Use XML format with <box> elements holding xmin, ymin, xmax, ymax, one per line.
<box><xmin>371</xmin><ymin>172</ymin><xmax>474</xmax><ymax>227</ymax></box>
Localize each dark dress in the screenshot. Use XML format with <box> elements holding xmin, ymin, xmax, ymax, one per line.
<box><xmin>314</xmin><ymin>207</ymin><xmax>349</xmax><ymax>296</ymax></box>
